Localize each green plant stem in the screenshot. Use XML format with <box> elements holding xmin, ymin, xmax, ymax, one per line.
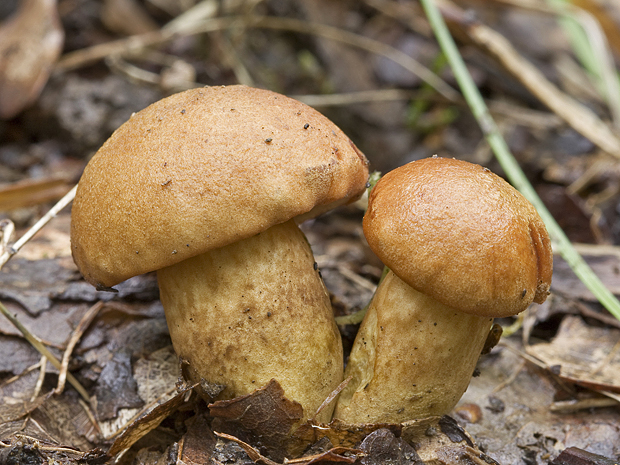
<box><xmin>419</xmin><ymin>0</ymin><xmax>620</xmax><ymax>321</ymax></box>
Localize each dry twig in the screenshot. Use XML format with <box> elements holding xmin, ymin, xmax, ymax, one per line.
<box><xmin>55</xmin><ymin>301</ymin><xmax>104</xmax><ymax>396</ymax></box>
<box><xmin>0</xmin><ymin>185</ymin><xmax>77</xmax><ymax>271</ymax></box>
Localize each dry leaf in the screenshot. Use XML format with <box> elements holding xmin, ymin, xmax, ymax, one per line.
<box><xmin>435</xmin><ymin>445</ymin><xmax>501</xmax><ymax>465</ymax></box>
<box><xmin>441</xmin><ymin>0</ymin><xmax>620</xmax><ymax>159</ymax></box>
<box><xmin>551</xmin><ymin>253</ymin><xmax>620</xmax><ymax>302</ymax></box>
<box><xmin>178</xmin><ymin>410</ymin><xmax>217</xmax><ymax>465</ymax></box>
<box><xmin>551</xmin><ymin>445</ymin><xmax>619</xmax><ymax>465</ymax></box>
<box><xmin>101</xmin><ymin>0</ymin><xmax>159</xmax><ymax>36</ymax></box>
<box><xmin>0</xmin><ymin>391</ymin><xmax>51</xmax><ymax>423</ymax></box>
<box><xmin>358</xmin><ymin>428</ymin><xmax>423</xmax><ymax>465</ymax></box>
<box><xmin>527</xmin><ymin>315</ymin><xmax>620</xmax><ymax>394</ymax></box>
<box><xmin>0</xmin><ymin>0</ymin><xmax>64</xmax><ymax>119</ymax></box>
<box><xmin>106</xmin><ymin>384</ymin><xmax>193</xmax><ymax>457</ymax></box>
<box><xmin>0</xmin><ymin>176</ymin><xmax>73</xmax><ymax>211</ymax></box>
<box><xmin>209</xmin><ymin>379</ymin><xmax>306</xmax><ymax>461</ymax></box>
<box><xmin>94</xmin><ymin>349</ymin><xmax>145</xmax><ymax>421</ymax></box>
<box><xmin>215</xmin><ymin>431</ymin><xmax>362</xmax><ymax>465</ymax></box>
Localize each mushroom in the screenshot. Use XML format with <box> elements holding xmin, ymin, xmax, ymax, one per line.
<box><xmin>71</xmin><ymin>85</ymin><xmax>369</xmax><ymax>425</ymax></box>
<box><xmin>333</xmin><ymin>157</ymin><xmax>552</xmax><ymax>424</ymax></box>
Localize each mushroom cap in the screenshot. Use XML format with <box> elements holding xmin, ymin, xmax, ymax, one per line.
<box><xmin>71</xmin><ymin>85</ymin><xmax>369</xmax><ymax>288</ymax></box>
<box><xmin>363</xmin><ymin>157</ymin><xmax>552</xmax><ymax>318</ymax></box>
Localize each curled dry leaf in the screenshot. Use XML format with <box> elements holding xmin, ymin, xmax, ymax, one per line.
<box><xmin>106</xmin><ymin>383</ymin><xmax>194</xmax><ymax>457</ymax></box>
<box><xmin>209</xmin><ymin>379</ymin><xmax>307</xmax><ymax>462</ymax></box>
<box><xmin>0</xmin><ymin>0</ymin><xmax>64</xmax><ymax>119</ymax></box>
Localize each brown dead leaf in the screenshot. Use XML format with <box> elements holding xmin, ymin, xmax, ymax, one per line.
<box><xmin>133</xmin><ymin>346</ymin><xmax>180</xmax><ymax>405</ymax></box>
<box><xmin>106</xmin><ymin>384</ymin><xmax>193</xmax><ymax>457</ymax></box>
<box><xmin>0</xmin><ymin>0</ymin><xmax>64</xmax><ymax>119</ymax></box>
<box><xmin>0</xmin><ymin>176</ymin><xmax>73</xmax><ymax>211</ymax></box>
<box><xmin>209</xmin><ymin>379</ymin><xmax>306</xmax><ymax>461</ymax></box>
<box><xmin>0</xmin><ymin>258</ymin><xmax>79</xmax><ymax>316</ymax></box>
<box><xmin>358</xmin><ymin>428</ymin><xmax>423</xmax><ymax>465</ymax></box>
<box><xmin>214</xmin><ymin>431</ymin><xmax>281</xmax><ymax>465</ymax></box>
<box><xmin>215</xmin><ymin>431</ymin><xmax>362</xmax><ymax>465</ymax></box>
<box><xmin>305</xmin><ymin>416</ymin><xmax>480</xmax><ymax>465</ymax></box>
<box><xmin>526</xmin><ymin>315</ymin><xmax>620</xmax><ymax>394</ymax></box>
<box><xmin>305</xmin><ymin>419</ymin><xmax>404</xmax><ymax>450</ymax></box>
<box><xmin>0</xmin><ymin>391</ymin><xmax>51</xmax><ymax>423</ymax></box>
<box><xmin>301</xmin><ymin>448</ymin><xmax>363</xmax><ymax>465</ymax></box>
<box><xmin>551</xmin><ymin>252</ymin><xmax>620</xmax><ymax>302</ymax></box>
<box><xmin>178</xmin><ymin>410</ymin><xmax>217</xmax><ymax>465</ymax></box>
<box><xmin>29</xmin><ymin>392</ymin><xmax>99</xmax><ymax>451</ymax></box>
<box><xmin>551</xmin><ymin>445</ymin><xmax>619</xmax><ymax>465</ymax></box>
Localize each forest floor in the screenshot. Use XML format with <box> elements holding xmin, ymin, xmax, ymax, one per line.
<box><xmin>1</xmin><ymin>0</ymin><xmax>620</xmax><ymax>464</ymax></box>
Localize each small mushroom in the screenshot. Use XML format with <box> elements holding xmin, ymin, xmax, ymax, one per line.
<box><xmin>71</xmin><ymin>85</ymin><xmax>369</xmax><ymax>425</ymax></box>
<box><xmin>333</xmin><ymin>157</ymin><xmax>552</xmax><ymax>424</ymax></box>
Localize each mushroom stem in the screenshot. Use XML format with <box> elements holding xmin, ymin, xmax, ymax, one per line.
<box><xmin>157</xmin><ymin>219</ymin><xmax>343</xmax><ymax>424</ymax></box>
<box><xmin>334</xmin><ymin>270</ymin><xmax>493</xmax><ymax>424</ymax></box>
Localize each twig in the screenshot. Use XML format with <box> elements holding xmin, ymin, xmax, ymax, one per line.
<box><xmin>0</xmin><ymin>219</ymin><xmax>15</xmax><ymax>253</ymax></box>
<box><xmin>0</xmin><ymin>359</ymin><xmax>44</xmax><ymax>388</ymax></box>
<box><xmin>218</xmin><ymin>34</ymin><xmax>255</xmax><ymax>87</ymax></box>
<box><xmin>246</xmin><ymin>15</ymin><xmax>459</xmax><ymax>101</ymax></box>
<box><xmin>104</xmin><ymin>385</ymin><xmax>179</xmax><ymax>440</ymax></box>
<box><xmin>440</xmin><ymin>1</ymin><xmax>620</xmax><ymax>159</ymax></box>
<box><xmin>31</xmin><ymin>355</ymin><xmax>47</xmax><ymax>402</ymax></box>
<box><xmin>78</xmin><ymin>398</ymin><xmax>103</xmax><ymax>437</ymax></box>
<box><xmin>56</xmin><ymin>15</ymin><xmax>459</xmax><ymax>102</ymax></box>
<box><xmin>549</xmin><ymin>395</ymin><xmax>619</xmax><ymax>412</ymax></box>
<box><xmin>55</xmin><ymin>29</ymin><xmax>177</xmax><ymax>72</ymax></box>
<box><xmin>419</xmin><ymin>0</ymin><xmax>620</xmax><ymax>321</ymax></box>
<box><xmin>461</xmin><ymin>0</ymin><xmax>620</xmax><ymax>127</ymax></box>
<box><xmin>336</xmin><ymin>265</ymin><xmax>378</xmax><ymax>293</ymax></box>
<box><xmin>0</xmin><ymin>300</ymin><xmax>91</xmax><ymax>403</ymax></box>
<box><xmin>572</xmin><ymin>299</ymin><xmax>620</xmax><ymax>329</ymax></box>
<box><xmin>0</xmin><ymin>184</ymin><xmax>77</xmax><ymax>271</ymax></box>
<box><xmin>489</xmin><ymin>358</ymin><xmax>526</xmax><ymax>396</ymax></box>
<box><xmin>313</xmin><ymin>375</ymin><xmax>352</xmax><ymax>422</ymax></box>
<box><xmin>55</xmin><ymin>301</ymin><xmax>104</xmax><ymax>395</ymax></box>
<box><xmin>292</xmin><ymin>88</ymin><xmax>418</xmax><ymax>107</ymax></box>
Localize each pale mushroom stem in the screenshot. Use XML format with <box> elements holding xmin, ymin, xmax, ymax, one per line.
<box><xmin>157</xmin><ymin>219</ymin><xmax>343</xmax><ymax>425</ymax></box>
<box><xmin>334</xmin><ymin>270</ymin><xmax>494</xmax><ymax>424</ymax></box>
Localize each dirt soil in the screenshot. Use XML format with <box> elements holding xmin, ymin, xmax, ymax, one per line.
<box><xmin>1</xmin><ymin>0</ymin><xmax>620</xmax><ymax>464</ymax></box>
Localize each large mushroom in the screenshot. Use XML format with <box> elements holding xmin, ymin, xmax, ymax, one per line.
<box><xmin>71</xmin><ymin>85</ymin><xmax>369</xmax><ymax>425</ymax></box>
<box><xmin>334</xmin><ymin>156</ymin><xmax>552</xmax><ymax>424</ymax></box>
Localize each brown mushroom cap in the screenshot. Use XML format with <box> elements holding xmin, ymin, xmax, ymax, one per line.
<box><xmin>363</xmin><ymin>157</ymin><xmax>552</xmax><ymax>318</ymax></box>
<box><xmin>71</xmin><ymin>85</ymin><xmax>369</xmax><ymax>289</ymax></box>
